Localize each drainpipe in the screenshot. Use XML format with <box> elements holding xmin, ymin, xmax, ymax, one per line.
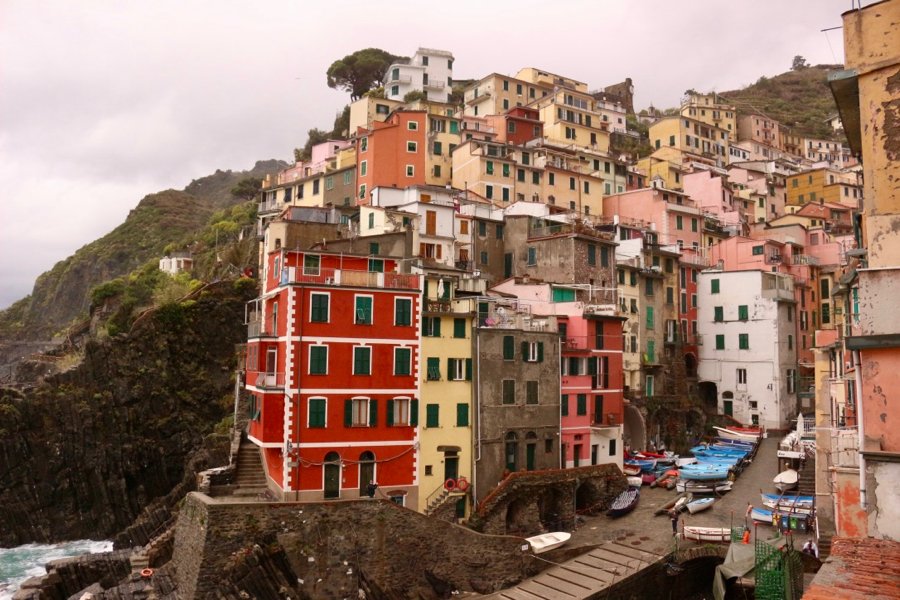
<box><xmin>473</xmin><ymin>327</ymin><xmax>481</xmax><ymax>503</ymax></box>
<box><xmin>852</xmin><ymin>349</ymin><xmax>866</xmax><ymax>509</ymax></box>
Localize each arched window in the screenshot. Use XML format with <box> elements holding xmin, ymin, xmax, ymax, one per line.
<box><xmin>359</xmin><ymin>451</ymin><xmax>376</xmax><ymax>496</ymax></box>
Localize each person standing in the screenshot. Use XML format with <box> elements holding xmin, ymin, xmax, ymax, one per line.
<box><xmin>745</xmin><ymin>502</ymin><xmax>753</xmax><ymax>528</ymax></box>
<box><xmin>670</xmin><ymin>509</ymin><xmax>679</xmax><ymax>535</ymax></box>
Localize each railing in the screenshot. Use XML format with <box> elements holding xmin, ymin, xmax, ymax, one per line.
<box><xmin>258</xmin><ymin>200</ymin><xmax>282</xmax><ymax>214</ymax></box>
<box><xmin>455</xmin><ymin>260</ymin><xmax>473</xmax><ymax>271</ymax></box>
<box><xmin>563</xmin><ymin>336</ymin><xmax>592</xmax><ymax>351</ymax></box>
<box><xmin>387</xmin><ymin>74</ymin><xmax>412</xmax><ymax>83</ymax></box>
<box><xmin>789</xmin><ymin>254</ymin><xmax>820</xmax><ymax>266</ymax></box>
<box><xmin>591</xmin><ymin>412</ymin><xmax>619</xmax><ymax>427</ymax></box>
<box><xmin>478</xmin><ymin>311</ymin><xmax>557</xmax><ymax>333</ymax></box>
<box><xmin>425</xmin><ymin>300</ymin><xmax>452</xmax><ymax>313</ymax></box>
<box><xmin>278</xmin><ymin>267</ymin><xmax>420</xmax><ymax>290</ymax></box>
<box><xmin>247</xmin><ymin>320</ymin><xmax>275</xmax><ymax>338</ymax></box>
<box><xmin>424</xmin><ymin>80</ymin><xmax>445</xmax><ymax>89</ymax></box>
<box><xmin>830</xmin><ymin>427</ymin><xmax>859</xmax><ymax>468</ymax></box>
<box><xmin>254</xmin><ymin>371</ymin><xmax>285</xmax><ymax>389</ymax></box>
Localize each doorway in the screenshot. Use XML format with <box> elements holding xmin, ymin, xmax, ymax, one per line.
<box><xmin>324</xmin><ymin>452</ymin><xmax>341</xmax><ymax>499</ymax></box>
<box><xmin>358</xmin><ymin>451</ymin><xmax>375</xmax><ymax>497</ymax></box>
<box><xmin>444</xmin><ymin>450</ymin><xmax>459</xmax><ymax>481</ymax></box>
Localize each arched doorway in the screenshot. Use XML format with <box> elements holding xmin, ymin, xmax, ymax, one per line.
<box><xmin>358</xmin><ymin>451</ymin><xmax>375</xmax><ymax>497</ymax></box>
<box><xmin>685</xmin><ymin>353</ymin><xmax>697</xmax><ymax>378</ymax></box>
<box><xmin>505</xmin><ymin>432</ymin><xmax>519</xmax><ymax>472</ymax></box>
<box><xmin>538</xmin><ymin>487</ymin><xmax>568</xmax><ymax>531</ymax></box>
<box><xmin>722</xmin><ymin>391</ymin><xmax>734</xmax><ymax>417</ymax></box>
<box><xmin>698</xmin><ymin>381</ymin><xmax>718</xmax><ymax>411</ymax></box>
<box><xmin>324</xmin><ymin>452</ymin><xmax>341</xmax><ymax>499</ymax></box>
<box><xmin>623</xmin><ymin>404</ymin><xmax>646</xmax><ymax>452</ymax></box>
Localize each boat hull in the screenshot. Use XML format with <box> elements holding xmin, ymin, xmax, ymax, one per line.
<box><xmin>682</xmin><ymin>526</ymin><xmax>732</xmax><ymax>542</ymax></box>
<box><xmin>686</xmin><ymin>498</ymin><xmax>715</xmax><ymax>514</ymax></box>
<box><xmin>526</xmin><ymin>532</ymin><xmax>572</xmax><ymax>554</ymax></box>
<box><xmin>607</xmin><ymin>488</ymin><xmax>640</xmax><ymax>517</ymax></box>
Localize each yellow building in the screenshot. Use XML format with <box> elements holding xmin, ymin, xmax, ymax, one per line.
<box><xmin>681</xmin><ymin>92</ymin><xmax>737</xmax><ymax>135</ymax></box>
<box><xmin>515</xmin><ymin>67</ymin><xmax>589</xmax><ymax>92</ymax></box>
<box><xmin>636</xmin><ymin>147</ymin><xmax>689</xmax><ymax>190</ymax></box>
<box><xmin>404</xmin><ymin>99</ymin><xmax>462</xmax><ymax>187</ymax></box>
<box><xmin>531</xmin><ymin>87</ymin><xmax>612</xmax><ymax>151</ymax></box>
<box><xmin>418</xmin><ymin>278</ymin><xmax>475</xmax><ymax>517</ymax></box>
<box><xmin>785</xmin><ymin>167</ymin><xmax>861</xmax><ymax>207</ymax></box>
<box><xmin>649</xmin><ymin>115</ymin><xmax>730</xmax><ymax>168</ymax></box>
<box><xmin>348</xmin><ymin>96</ymin><xmax>404</xmax><ymax>135</ymax></box>
<box><xmin>451</xmin><ymin>138</ymin><xmax>605</xmax><ymax>217</ymax></box>
<box><xmin>463</xmin><ymin>73</ymin><xmax>552</xmax><ymax>118</ymax></box>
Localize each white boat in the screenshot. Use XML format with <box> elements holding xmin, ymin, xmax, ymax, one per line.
<box><xmin>526</xmin><ymin>531</ymin><xmax>571</xmax><ymax>554</ymax></box>
<box><xmin>685</xmin><ymin>497</ymin><xmax>716</xmax><ymax>514</ymax></box>
<box><xmin>682</xmin><ymin>526</ymin><xmax>732</xmax><ymax>542</ymax></box>
<box><xmin>626</xmin><ymin>476</ymin><xmax>643</xmax><ymax>487</ymax></box>
<box><xmin>675</xmin><ymin>457</ymin><xmax>698</xmax><ymax>467</ymax></box>
<box><xmin>773</xmin><ymin>469</ymin><xmax>799</xmax><ymax>493</ymax></box>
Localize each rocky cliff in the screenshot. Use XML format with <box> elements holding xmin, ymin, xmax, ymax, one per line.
<box><xmin>0</xmin><ymin>280</ymin><xmax>255</xmax><ymax>546</ymax></box>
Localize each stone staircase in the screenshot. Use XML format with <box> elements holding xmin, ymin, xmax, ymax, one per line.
<box><xmin>797</xmin><ymin>458</ymin><xmax>816</xmax><ymax>496</ymax></box>
<box><xmin>817</xmin><ymin>534</ymin><xmax>833</xmax><ymax>560</ymax></box>
<box><xmin>234</xmin><ymin>440</ymin><xmax>268</xmax><ymax>495</ymax></box>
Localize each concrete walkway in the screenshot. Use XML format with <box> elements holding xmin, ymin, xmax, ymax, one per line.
<box><xmin>484</xmin><ymin>435</ymin><xmax>784</xmax><ymax>599</ymax></box>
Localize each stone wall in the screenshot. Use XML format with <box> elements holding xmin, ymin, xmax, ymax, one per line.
<box><xmin>470</xmin><ymin>464</ymin><xmax>626</xmax><ymax>536</ymax></box>
<box><xmin>174</xmin><ymin>493</ymin><xmax>541</xmax><ymax>599</ymax></box>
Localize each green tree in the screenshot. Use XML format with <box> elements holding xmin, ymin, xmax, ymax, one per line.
<box><xmin>230</xmin><ymin>177</ymin><xmax>262</xmax><ymax>202</ymax></box>
<box><xmin>792</xmin><ymin>55</ymin><xmax>808</xmax><ymax>70</ymax></box>
<box><xmin>331</xmin><ymin>105</ymin><xmax>350</xmax><ymax>139</ymax></box>
<box><xmin>326</xmin><ymin>48</ymin><xmax>405</xmax><ymax>100</ymax></box>
<box><xmin>403</xmin><ymin>90</ymin><xmax>427</xmax><ymax>103</ymax></box>
<box><xmin>293</xmin><ymin>128</ymin><xmax>331</xmax><ymax>163</ymax></box>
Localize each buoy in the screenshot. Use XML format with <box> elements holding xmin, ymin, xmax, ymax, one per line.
<box><xmin>140</xmin><ymin>568</ymin><xmax>154</xmax><ymax>578</ymax></box>
<box><xmin>444</xmin><ymin>478</ymin><xmax>457</xmax><ymax>491</ymax></box>
<box><xmin>455</xmin><ymin>477</ymin><xmax>470</xmax><ymax>492</ymax></box>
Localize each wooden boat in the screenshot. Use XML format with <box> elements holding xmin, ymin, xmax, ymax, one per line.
<box><xmin>526</xmin><ymin>531</ymin><xmax>571</xmax><ymax>554</ymax></box>
<box><xmin>623</xmin><ymin>464</ymin><xmax>642</xmax><ymax>476</ymax></box>
<box><xmin>685</xmin><ymin>497</ymin><xmax>715</xmax><ymax>514</ymax></box>
<box><xmin>607</xmin><ymin>487</ymin><xmax>640</xmax><ymax>517</ymax></box>
<box><xmin>676</xmin><ymin>456</ymin><xmax>698</xmax><ymax>467</ymax></box>
<box><xmin>774</xmin><ymin>469</ymin><xmax>799</xmax><ymax>492</ymax></box>
<box><xmin>751</xmin><ymin>506</ymin><xmax>774</xmax><ymax>524</ymax></box>
<box><xmin>760</xmin><ymin>495</ymin><xmax>814</xmax><ymax>515</ymax></box>
<box><xmin>714</xmin><ymin>437</ymin><xmax>756</xmax><ymax>449</ymax></box>
<box><xmin>714</xmin><ymin>426</ymin><xmax>763</xmax><ymax>443</ymax></box>
<box><xmin>682</xmin><ymin>526</ymin><xmax>732</xmax><ymax>542</ymax></box>
<box><xmin>676</xmin><ymin>480</ymin><xmax>733</xmax><ymax>494</ymax></box>
<box><xmin>761</xmin><ymin>493</ymin><xmax>814</xmax><ymax>507</ymax></box>
<box><xmin>678</xmin><ymin>466</ymin><xmax>732</xmax><ymax>481</ymax></box>
<box><xmin>624</xmin><ymin>458</ymin><xmax>657</xmax><ymax>472</ymax></box>
<box><xmin>626</xmin><ymin>476</ymin><xmax>643</xmax><ymax>487</ymax></box>
<box><xmin>655</xmin><ymin>493</ymin><xmax>688</xmax><ymax>515</ymax></box>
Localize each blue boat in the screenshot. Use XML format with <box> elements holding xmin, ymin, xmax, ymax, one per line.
<box><xmin>714</xmin><ymin>437</ymin><xmax>755</xmax><ymax>448</ymax></box>
<box><xmin>607</xmin><ymin>487</ymin><xmax>640</xmax><ymax>517</ymax></box>
<box><xmin>761</xmin><ymin>493</ymin><xmax>813</xmax><ymax>506</ymax></box>
<box><xmin>751</xmin><ymin>506</ymin><xmax>774</xmax><ymax>523</ymax></box>
<box><xmin>678</xmin><ymin>469</ymin><xmax>731</xmax><ymax>481</ymax></box>
<box><xmin>624</xmin><ymin>458</ymin><xmax>657</xmax><ymax>472</ymax></box>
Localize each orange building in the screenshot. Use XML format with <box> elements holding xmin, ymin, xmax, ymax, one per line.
<box><xmin>355</xmin><ymin>110</ymin><xmax>427</xmax><ymax>205</ymax></box>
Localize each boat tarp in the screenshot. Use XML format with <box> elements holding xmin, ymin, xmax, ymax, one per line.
<box><xmin>712</xmin><ymin>535</ymin><xmax>787</xmax><ymax>600</ymax></box>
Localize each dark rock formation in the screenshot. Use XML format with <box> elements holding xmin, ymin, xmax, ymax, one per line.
<box><xmin>0</xmin><ymin>281</ymin><xmax>254</xmax><ymax>546</ymax></box>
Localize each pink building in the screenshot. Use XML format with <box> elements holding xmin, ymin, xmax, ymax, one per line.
<box><xmin>683</xmin><ymin>170</ymin><xmax>745</xmax><ymax>229</ymax></box>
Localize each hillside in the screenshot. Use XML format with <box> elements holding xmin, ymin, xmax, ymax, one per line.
<box><xmin>0</xmin><ymin>160</ymin><xmax>285</xmax><ymax>347</ymax></box>
<box><xmin>719</xmin><ymin>64</ymin><xmax>844</xmax><ymax>139</ymax></box>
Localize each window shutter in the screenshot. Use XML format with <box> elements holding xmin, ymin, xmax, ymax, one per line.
<box><xmin>410</xmin><ymin>399</ymin><xmax>419</xmax><ymax>426</ymax></box>
<box><xmin>434</xmin><ymin>317</ymin><xmax>441</xmax><ymax>337</ymax></box>
<box><xmin>457</xmin><ymin>403</ymin><xmax>469</xmax><ymax>427</ymax></box>
<box><xmin>447</xmin><ymin>358</ymin><xmax>454</xmax><ymax>380</ymax></box>
<box><xmin>537</xmin><ymin>342</ymin><xmax>544</xmax><ymax>362</ymax></box>
<box><xmin>503</xmin><ymin>335</ymin><xmax>514</xmax><ymax>359</ymax></box>
<box><xmin>369</xmin><ymin>399</ymin><xmax>378</xmax><ymax>426</ymax></box>
<box><xmin>386</xmin><ymin>399</ymin><xmax>394</xmax><ymax>426</ymax></box>
<box><xmin>587</xmin><ymin>357</ymin><xmax>598</xmax><ymax>375</ymax></box>
<box><xmin>521</xmin><ymin>341</ymin><xmax>528</xmax><ymax>362</ymax></box>
<box><xmin>465</xmin><ymin>358</ymin><xmax>472</xmax><ymax>381</ymax></box>
<box><xmin>344</xmin><ymin>399</ymin><xmax>353</xmax><ymax>427</ymax></box>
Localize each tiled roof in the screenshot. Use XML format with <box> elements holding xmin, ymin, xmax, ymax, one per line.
<box><xmin>804</xmin><ymin>537</ymin><xmax>900</xmax><ymax>600</ymax></box>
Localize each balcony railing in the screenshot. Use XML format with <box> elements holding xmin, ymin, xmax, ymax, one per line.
<box><xmin>562</xmin><ymin>336</ymin><xmax>592</xmax><ymax>351</ymax></box>
<box><xmin>830</xmin><ymin>427</ymin><xmax>859</xmax><ymax>468</ymax></box>
<box><xmin>423</xmin><ymin>80</ymin><xmax>445</xmax><ymax>90</ymax></box>
<box><xmin>258</xmin><ymin>200</ymin><xmax>282</xmax><ymax>214</ymax></box>
<box><xmin>278</xmin><ymin>267</ymin><xmax>420</xmax><ymax>291</ymax></box>
<box><xmin>253</xmin><ymin>371</ymin><xmax>285</xmax><ymax>389</ymax></box>
<box><xmin>591</xmin><ymin>412</ymin><xmax>619</xmax><ymax>428</ymax></box>
<box><xmin>387</xmin><ymin>74</ymin><xmax>412</xmax><ymax>84</ymax></box>
<box><xmin>789</xmin><ymin>254</ymin><xmax>820</xmax><ymax>266</ymax></box>
<box><xmin>247</xmin><ymin>320</ymin><xmax>276</xmax><ymax>338</ymax></box>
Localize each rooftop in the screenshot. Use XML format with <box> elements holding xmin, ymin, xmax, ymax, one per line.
<box><xmin>804</xmin><ymin>537</ymin><xmax>900</xmax><ymax>600</ymax></box>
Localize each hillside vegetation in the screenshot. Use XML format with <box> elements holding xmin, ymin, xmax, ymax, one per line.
<box><xmin>0</xmin><ymin>160</ymin><xmax>284</xmax><ymax>343</ymax></box>
<box><xmin>719</xmin><ymin>64</ymin><xmax>844</xmax><ymax>139</ymax></box>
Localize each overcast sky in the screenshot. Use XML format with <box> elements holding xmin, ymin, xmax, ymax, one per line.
<box><xmin>0</xmin><ymin>0</ymin><xmax>850</xmax><ymax>309</ymax></box>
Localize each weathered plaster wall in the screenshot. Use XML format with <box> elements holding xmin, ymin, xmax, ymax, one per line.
<box><xmin>870</xmin><ymin>461</ymin><xmax>900</xmax><ymax>540</ymax></box>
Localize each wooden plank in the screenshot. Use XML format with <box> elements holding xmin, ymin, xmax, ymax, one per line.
<box><xmin>518</xmin><ymin>579</ymin><xmax>578</xmax><ymax>599</ymax></box>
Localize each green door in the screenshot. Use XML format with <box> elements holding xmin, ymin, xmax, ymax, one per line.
<box><xmin>526</xmin><ymin>443</ymin><xmax>536</xmax><ymax>471</ymax></box>
<box><xmin>444</xmin><ymin>452</ymin><xmax>459</xmax><ymax>481</ymax></box>
<box><xmin>724</xmin><ymin>400</ymin><xmax>733</xmax><ymax>417</ymax></box>
<box><xmin>324</xmin><ymin>452</ymin><xmax>341</xmax><ymax>499</ymax></box>
<box><xmin>504</xmin><ymin>253</ymin><xmax>513</xmax><ymax>278</ymax></box>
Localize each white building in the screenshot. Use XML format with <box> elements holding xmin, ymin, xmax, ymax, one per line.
<box><xmin>159</xmin><ymin>253</ymin><xmax>193</xmax><ymax>275</ymax></box>
<box><xmin>697</xmin><ymin>270</ymin><xmax>798</xmax><ymax>429</ymax></box>
<box><xmin>384</xmin><ymin>48</ymin><xmax>454</xmax><ymax>103</ymax></box>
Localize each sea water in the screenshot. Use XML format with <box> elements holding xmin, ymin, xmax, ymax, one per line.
<box><xmin>0</xmin><ymin>540</ymin><xmax>113</xmax><ymax>599</ymax></box>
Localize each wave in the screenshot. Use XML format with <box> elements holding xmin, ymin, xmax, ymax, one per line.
<box><xmin>0</xmin><ymin>540</ymin><xmax>113</xmax><ymax>600</ymax></box>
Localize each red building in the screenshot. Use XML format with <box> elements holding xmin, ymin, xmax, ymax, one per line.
<box><xmin>559</xmin><ymin>313</ymin><xmax>625</xmax><ymax>469</ymax></box>
<box><xmin>487</xmin><ymin>106</ymin><xmax>544</xmax><ymax>146</ymax></box>
<box><xmin>355</xmin><ymin>110</ymin><xmax>427</xmax><ymax>205</ymax></box>
<box><xmin>244</xmin><ymin>250</ymin><xmax>422</xmax><ymax>503</ymax></box>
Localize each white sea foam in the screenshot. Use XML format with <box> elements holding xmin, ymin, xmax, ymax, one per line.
<box><xmin>0</xmin><ymin>540</ymin><xmax>113</xmax><ymax>599</ymax></box>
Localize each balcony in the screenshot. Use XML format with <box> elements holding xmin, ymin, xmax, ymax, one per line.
<box><xmin>424</xmin><ymin>80</ymin><xmax>445</xmax><ymax>90</ymax></box>
<box><xmin>789</xmin><ymin>254</ymin><xmax>820</xmax><ymax>266</ymax></box>
<box><xmin>247</xmin><ymin>320</ymin><xmax>276</xmax><ymax>338</ymax></box>
<box><xmin>279</xmin><ymin>267</ymin><xmax>420</xmax><ymax>291</ymax></box>
<box><xmin>562</xmin><ymin>336</ymin><xmax>591</xmax><ymax>351</ymax></box>
<box><xmin>591</xmin><ymin>412</ymin><xmax>620</xmax><ymax>428</ymax></box>
<box><xmin>258</xmin><ymin>199</ymin><xmax>282</xmax><ymax>214</ymax></box>
<box><xmin>425</xmin><ymin>300</ymin><xmax>452</xmax><ymax>313</ymax></box>
<box><xmin>478</xmin><ymin>307</ymin><xmax>557</xmax><ymax>333</ymax></box>
<box><xmin>387</xmin><ymin>73</ymin><xmax>412</xmax><ymax>84</ymax></box>
<box><xmin>253</xmin><ymin>371</ymin><xmax>285</xmax><ymax>390</ymax></box>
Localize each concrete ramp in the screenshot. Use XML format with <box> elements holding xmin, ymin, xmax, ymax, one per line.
<box><xmin>486</xmin><ymin>541</ymin><xmax>664</xmax><ymax>599</ymax></box>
